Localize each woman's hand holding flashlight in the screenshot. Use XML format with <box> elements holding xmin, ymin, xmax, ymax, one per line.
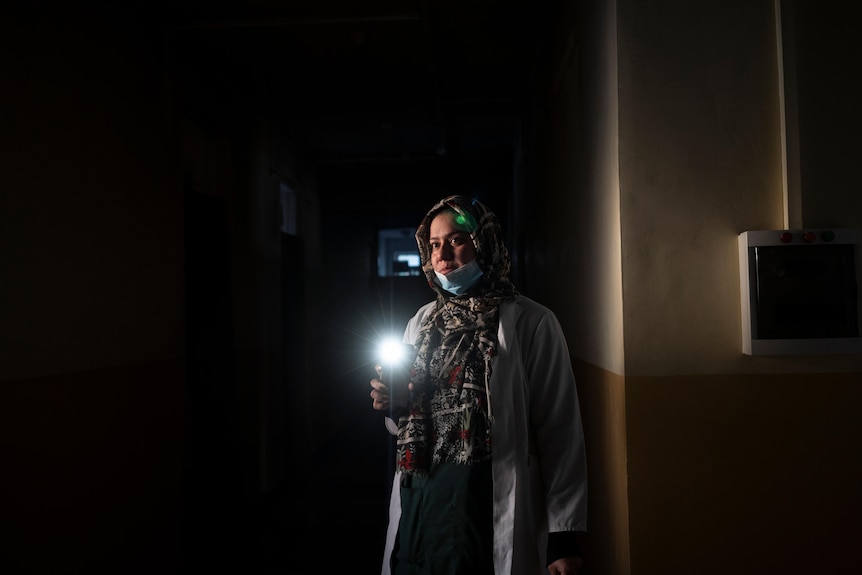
<box><xmin>370</xmin><ymin>338</ymin><xmax>415</xmax><ymax>414</ymax></box>
<box><xmin>370</xmin><ymin>365</ymin><xmax>412</xmax><ymax>412</ymax></box>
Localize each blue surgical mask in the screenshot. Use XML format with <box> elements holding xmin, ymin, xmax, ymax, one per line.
<box><xmin>435</xmin><ymin>259</ymin><xmax>484</xmax><ymax>295</ymax></box>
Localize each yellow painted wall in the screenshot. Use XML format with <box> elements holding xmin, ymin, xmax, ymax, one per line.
<box><xmin>574</xmin><ymin>360</ymin><xmax>631</xmax><ymax>575</ymax></box>
<box><xmin>627</xmin><ymin>373</ymin><xmax>861</xmax><ymax>574</ymax></box>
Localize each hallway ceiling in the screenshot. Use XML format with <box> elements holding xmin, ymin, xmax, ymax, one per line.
<box><xmin>166</xmin><ymin>0</ymin><xmax>546</xmax><ymax>168</ymax></box>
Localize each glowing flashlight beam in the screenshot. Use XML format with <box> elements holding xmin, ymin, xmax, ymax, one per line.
<box><xmin>379</xmin><ymin>337</ymin><xmax>406</xmax><ymax>366</ymax></box>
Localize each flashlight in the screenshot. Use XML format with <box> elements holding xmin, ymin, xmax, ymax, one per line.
<box><xmin>377</xmin><ymin>337</ymin><xmax>415</xmax><ymax>420</ymax></box>
<box><xmin>379</xmin><ymin>337</ymin><xmax>409</xmax><ymax>367</ymax></box>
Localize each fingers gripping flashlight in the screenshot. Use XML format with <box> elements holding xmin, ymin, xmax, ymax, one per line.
<box><xmin>378</xmin><ymin>338</ymin><xmax>415</xmax><ymax>421</ymax></box>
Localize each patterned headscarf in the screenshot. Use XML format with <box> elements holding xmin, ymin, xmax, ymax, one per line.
<box><xmin>395</xmin><ymin>196</ymin><xmax>517</xmax><ymax>475</ymax></box>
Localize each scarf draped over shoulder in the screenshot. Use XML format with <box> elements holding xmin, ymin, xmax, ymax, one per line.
<box><xmin>395</xmin><ymin>196</ymin><xmax>517</xmax><ymax>476</ymax></box>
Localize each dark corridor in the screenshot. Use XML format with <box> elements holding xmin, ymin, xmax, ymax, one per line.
<box><xmin>171</xmin><ymin>1</ymin><xmax>549</xmax><ymax>573</ymax></box>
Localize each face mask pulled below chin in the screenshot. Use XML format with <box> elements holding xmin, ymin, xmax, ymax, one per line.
<box><xmin>435</xmin><ymin>259</ymin><xmax>484</xmax><ymax>295</ymax></box>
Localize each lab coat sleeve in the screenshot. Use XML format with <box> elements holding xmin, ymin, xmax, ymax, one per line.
<box><xmin>522</xmin><ymin>305</ymin><xmax>588</xmax><ymax>533</ymax></box>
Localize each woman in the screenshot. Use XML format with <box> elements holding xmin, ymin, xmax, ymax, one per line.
<box><xmin>370</xmin><ymin>195</ymin><xmax>587</xmax><ymax>575</ymax></box>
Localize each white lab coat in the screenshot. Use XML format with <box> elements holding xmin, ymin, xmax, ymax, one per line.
<box><xmin>381</xmin><ymin>295</ymin><xmax>588</xmax><ymax>574</ymax></box>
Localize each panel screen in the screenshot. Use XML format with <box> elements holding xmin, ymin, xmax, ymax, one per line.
<box><xmin>738</xmin><ymin>229</ymin><xmax>862</xmax><ymax>355</ymax></box>
<box><xmin>752</xmin><ymin>244</ymin><xmax>858</xmax><ymax>339</ymax></box>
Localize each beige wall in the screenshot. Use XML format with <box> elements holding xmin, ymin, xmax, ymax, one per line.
<box><xmin>527</xmin><ymin>0</ymin><xmax>625</xmax><ymax>377</ymax></box>
<box><xmin>530</xmin><ymin>0</ymin><xmax>862</xmax><ymax>573</ymax></box>
<box><xmin>618</xmin><ymin>0</ymin><xmax>780</xmax><ymax>376</ymax></box>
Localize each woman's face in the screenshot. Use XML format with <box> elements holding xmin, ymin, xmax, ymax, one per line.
<box><xmin>428</xmin><ymin>210</ymin><xmax>477</xmax><ymax>275</ymax></box>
